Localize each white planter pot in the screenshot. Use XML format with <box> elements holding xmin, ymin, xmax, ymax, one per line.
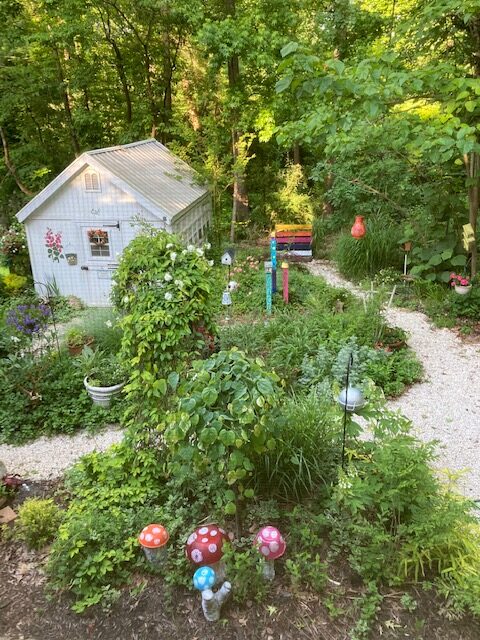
<box><xmin>454</xmin><ymin>285</ymin><xmax>472</xmax><ymax>295</ymax></box>
<box><xmin>83</xmin><ymin>377</ymin><xmax>124</xmax><ymax>408</ymax></box>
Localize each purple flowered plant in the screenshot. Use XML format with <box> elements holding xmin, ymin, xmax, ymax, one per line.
<box><xmin>6</xmin><ymin>303</ymin><xmax>51</xmax><ymax>336</ymax></box>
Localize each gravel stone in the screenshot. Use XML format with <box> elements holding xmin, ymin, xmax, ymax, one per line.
<box><xmin>0</xmin><ymin>426</ymin><xmax>123</xmax><ymax>480</ymax></box>
<box><xmin>308</xmin><ymin>260</ymin><xmax>480</xmax><ymax>501</ymax></box>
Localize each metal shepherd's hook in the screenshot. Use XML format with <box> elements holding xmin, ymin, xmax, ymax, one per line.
<box><xmin>341</xmin><ymin>352</ymin><xmax>354</xmax><ymax>470</ymax></box>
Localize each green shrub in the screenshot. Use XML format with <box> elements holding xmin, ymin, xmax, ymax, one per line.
<box><xmin>164</xmin><ymin>349</ymin><xmax>282</xmax><ymax>515</ymax></box>
<box><xmin>3</xmin><ymin>273</ymin><xmax>28</xmax><ymax>294</ymax></box>
<box><xmin>326</xmin><ymin>406</ymin><xmax>480</xmax><ymax>619</ymax></box>
<box><xmin>111</xmin><ymin>230</ymin><xmax>216</xmax><ymax>427</ymax></box>
<box><xmin>334</xmin><ymin>216</ymin><xmax>402</xmax><ymax>280</ymax></box>
<box><xmin>15</xmin><ymin>498</ymin><xmax>63</xmax><ymax>549</ymax></box>
<box><xmin>452</xmin><ymin>285</ymin><xmax>480</xmax><ymax>320</ymax></box>
<box><xmin>0</xmin><ymin>351</ymin><xmax>123</xmax><ymax>444</ymax></box>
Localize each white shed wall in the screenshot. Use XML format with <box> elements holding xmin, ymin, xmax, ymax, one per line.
<box><xmin>26</xmin><ymin>167</ymin><xmax>172</xmax><ymax>305</ymax></box>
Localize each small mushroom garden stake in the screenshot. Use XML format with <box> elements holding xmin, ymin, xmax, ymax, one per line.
<box><xmin>186</xmin><ymin>524</ymin><xmax>229</xmax><ymax>581</ymax></box>
<box><xmin>138</xmin><ymin>524</ymin><xmax>169</xmax><ymax>565</ymax></box>
<box><xmin>254</xmin><ymin>526</ymin><xmax>286</xmax><ymax>581</ymax></box>
<box><xmin>193</xmin><ymin>566</ymin><xmax>231</xmax><ymax>621</ymax></box>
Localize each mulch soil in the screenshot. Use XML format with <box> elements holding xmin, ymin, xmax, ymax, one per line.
<box><xmin>1</xmin><ymin>482</ymin><xmax>479</xmax><ymax>640</ymax></box>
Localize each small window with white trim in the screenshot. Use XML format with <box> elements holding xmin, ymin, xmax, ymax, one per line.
<box><xmin>84</xmin><ymin>171</ymin><xmax>101</xmax><ymax>192</ymax></box>
<box><xmin>87</xmin><ymin>228</ymin><xmax>110</xmax><ymax>257</ymax></box>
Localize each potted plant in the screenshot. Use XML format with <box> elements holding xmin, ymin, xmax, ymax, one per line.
<box><xmin>65</xmin><ymin>327</ymin><xmax>94</xmax><ymax>356</ymax></box>
<box><xmin>82</xmin><ymin>350</ymin><xmax>125</xmax><ymax>408</ymax></box>
<box><xmin>450</xmin><ymin>273</ymin><xmax>472</xmax><ymax>295</ymax></box>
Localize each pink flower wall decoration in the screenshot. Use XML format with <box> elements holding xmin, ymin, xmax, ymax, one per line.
<box><xmin>44</xmin><ymin>228</ymin><xmax>65</xmax><ymax>262</ymax></box>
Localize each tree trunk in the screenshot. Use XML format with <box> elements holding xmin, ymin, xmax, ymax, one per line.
<box><xmin>0</xmin><ymin>127</ymin><xmax>35</xmax><ymax>196</ymax></box>
<box><xmin>53</xmin><ymin>46</ymin><xmax>80</xmax><ymax>156</ymax></box>
<box><xmin>465</xmin><ymin>151</ymin><xmax>479</xmax><ymax>277</ymax></box>
<box><xmin>100</xmin><ymin>12</ymin><xmax>133</xmax><ymax>124</ymax></box>
<box><xmin>230</xmin><ymin>130</ymin><xmax>250</xmax><ymax>242</ymax></box>
<box><xmin>226</xmin><ymin>0</ymin><xmax>249</xmax><ymax>242</ymax></box>
<box><xmin>323</xmin><ymin>164</ymin><xmax>334</xmax><ymax>216</ymax></box>
<box><xmin>293</xmin><ymin>142</ymin><xmax>301</xmax><ymax>165</ymax></box>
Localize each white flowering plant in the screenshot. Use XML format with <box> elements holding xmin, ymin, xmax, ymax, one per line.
<box><xmin>111</xmin><ymin>231</ymin><xmax>217</xmax><ymax>424</ymax></box>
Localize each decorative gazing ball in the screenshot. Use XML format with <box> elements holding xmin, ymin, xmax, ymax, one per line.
<box><xmin>193</xmin><ymin>566</ymin><xmax>216</xmax><ymax>591</ymax></box>
<box><xmin>337</xmin><ymin>386</ymin><xmax>365</xmax><ymax>412</ymax></box>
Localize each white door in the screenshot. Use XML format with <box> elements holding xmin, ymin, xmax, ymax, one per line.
<box><xmin>79</xmin><ymin>223</ymin><xmax>122</xmax><ymax>306</ymax></box>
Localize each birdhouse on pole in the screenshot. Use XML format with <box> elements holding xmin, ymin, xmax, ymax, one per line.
<box><xmin>221</xmin><ymin>249</ymin><xmax>235</xmax><ymax>267</ymax></box>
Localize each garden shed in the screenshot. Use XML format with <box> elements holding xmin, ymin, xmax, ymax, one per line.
<box><xmin>16</xmin><ymin>139</ymin><xmax>212</xmax><ymax>305</ymax></box>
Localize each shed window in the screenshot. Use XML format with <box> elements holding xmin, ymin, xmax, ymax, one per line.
<box><xmin>84</xmin><ymin>172</ymin><xmax>101</xmax><ymax>192</ymax></box>
<box><xmin>88</xmin><ymin>229</ymin><xmax>110</xmax><ymax>257</ymax></box>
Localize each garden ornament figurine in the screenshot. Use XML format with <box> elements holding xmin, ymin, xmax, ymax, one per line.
<box><xmin>254</xmin><ymin>525</ymin><xmax>286</xmax><ymax>580</ymax></box>
<box><xmin>351</xmin><ymin>215</ymin><xmax>366</xmax><ymax>239</ymax></box>
<box><xmin>186</xmin><ymin>524</ymin><xmax>229</xmax><ymax>581</ymax></box>
<box><xmin>193</xmin><ymin>569</ymin><xmax>232</xmax><ymax>622</ymax></box>
<box><xmin>138</xmin><ymin>524</ymin><xmax>169</xmax><ymax>565</ymax></box>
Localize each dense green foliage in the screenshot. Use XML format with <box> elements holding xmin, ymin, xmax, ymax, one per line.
<box><xmin>219</xmin><ymin>265</ymin><xmax>422</xmax><ymax>396</ymax></box>
<box><xmin>14</xmin><ymin>498</ymin><xmax>64</xmax><ymax>550</ymax></box>
<box><xmin>0</xmin><ymin>351</ymin><xmax>122</xmax><ymax>444</ymax></box>
<box><xmin>112</xmin><ymin>229</ymin><xmax>216</xmax><ymax>428</ymax></box>
<box><xmin>164</xmin><ymin>349</ymin><xmax>281</xmax><ymax>515</ymax></box>
<box><xmin>33</xmin><ymin>243</ymin><xmax>478</xmax><ymax>633</ymax></box>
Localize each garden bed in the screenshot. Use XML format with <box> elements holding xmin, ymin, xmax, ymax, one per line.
<box><xmin>1</xmin><ymin>484</ymin><xmax>478</xmax><ymax>640</ymax></box>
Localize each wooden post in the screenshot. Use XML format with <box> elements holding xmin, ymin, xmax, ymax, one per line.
<box><xmin>270</xmin><ymin>236</ymin><xmax>277</xmax><ymax>294</ymax></box>
<box><xmin>282</xmin><ymin>262</ymin><xmax>289</xmax><ymax>303</ymax></box>
<box><xmin>264</xmin><ymin>261</ymin><xmax>272</xmax><ymax>315</ymax></box>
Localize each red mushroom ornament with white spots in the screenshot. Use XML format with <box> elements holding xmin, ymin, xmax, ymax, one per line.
<box><xmin>138</xmin><ymin>523</ymin><xmax>169</xmax><ymax>565</ymax></box>
<box><xmin>186</xmin><ymin>524</ymin><xmax>228</xmax><ymax>581</ymax></box>
<box><xmin>254</xmin><ymin>525</ymin><xmax>286</xmax><ymax>581</ymax></box>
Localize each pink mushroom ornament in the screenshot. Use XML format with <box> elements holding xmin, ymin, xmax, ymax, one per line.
<box><xmin>186</xmin><ymin>524</ymin><xmax>229</xmax><ymax>581</ymax></box>
<box><xmin>254</xmin><ymin>525</ymin><xmax>286</xmax><ymax>581</ymax></box>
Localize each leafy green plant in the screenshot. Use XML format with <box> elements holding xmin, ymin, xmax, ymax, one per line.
<box><xmin>409</xmin><ymin>234</ymin><xmax>467</xmax><ymax>283</ymax></box>
<box><xmin>65</xmin><ymin>327</ymin><xmax>91</xmax><ymax>349</ymax></box>
<box><xmin>111</xmin><ymin>230</ymin><xmax>216</xmax><ymax>427</ymax></box>
<box><xmin>164</xmin><ymin>349</ymin><xmax>282</xmax><ymax>514</ymax></box>
<box><xmin>350</xmin><ymin>582</ymin><xmax>383</xmax><ymax>640</ymax></box>
<box><xmin>222</xmin><ymin>541</ymin><xmax>268</xmax><ymax>603</ymax></box>
<box><xmin>285</xmin><ymin>552</ymin><xmax>327</xmax><ymax>592</ymax></box>
<box><xmin>14</xmin><ymin>498</ymin><xmax>63</xmax><ymax>549</ymax></box>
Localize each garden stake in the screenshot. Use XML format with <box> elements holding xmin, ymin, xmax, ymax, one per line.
<box><xmin>282</xmin><ymin>262</ymin><xmax>289</xmax><ymax>303</ymax></box>
<box><xmin>264</xmin><ymin>261</ymin><xmax>273</xmax><ymax>315</ymax></box>
<box><xmin>34</xmin><ymin>280</ymin><xmax>61</xmax><ymax>356</ymax></box>
<box><xmin>201</xmin><ymin>581</ymin><xmax>232</xmax><ymax>621</ymax></box>
<box><xmin>270</xmin><ymin>236</ymin><xmax>277</xmax><ymax>294</ymax></box>
<box><xmin>341</xmin><ymin>353</ymin><xmax>353</xmax><ymax>469</ymax></box>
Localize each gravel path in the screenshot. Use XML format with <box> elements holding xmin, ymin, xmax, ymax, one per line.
<box><xmin>2</xmin><ymin>262</ymin><xmax>480</xmax><ymax>497</ymax></box>
<box><xmin>308</xmin><ymin>260</ymin><xmax>480</xmax><ymax>500</ymax></box>
<box><xmin>0</xmin><ymin>426</ymin><xmax>123</xmax><ymax>480</ymax></box>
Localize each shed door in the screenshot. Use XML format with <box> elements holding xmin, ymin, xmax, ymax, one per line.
<box><xmin>79</xmin><ymin>223</ymin><xmax>122</xmax><ymax>306</ymax></box>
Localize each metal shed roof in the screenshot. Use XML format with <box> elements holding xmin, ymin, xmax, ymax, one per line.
<box><xmin>17</xmin><ymin>139</ymin><xmax>208</xmax><ymax>223</ymax></box>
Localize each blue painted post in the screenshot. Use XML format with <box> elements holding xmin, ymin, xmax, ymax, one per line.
<box><xmin>270</xmin><ymin>237</ymin><xmax>277</xmax><ymax>293</ymax></box>
<box><xmin>264</xmin><ymin>261</ymin><xmax>272</xmax><ymax>315</ymax></box>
